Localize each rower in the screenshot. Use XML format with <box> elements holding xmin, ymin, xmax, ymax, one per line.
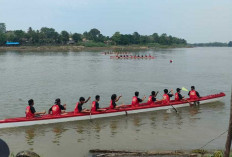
<box><xmin>25</xmin><ymin>99</ymin><xmax>46</xmax><ymax>118</ymax></box>
<box><xmin>91</xmin><ymin>95</ymin><xmax>107</xmax><ymax>112</ymax></box>
<box><xmin>175</xmin><ymin>88</ymin><xmax>185</xmax><ymax>101</ymax></box>
<box><xmin>147</xmin><ymin>91</ymin><xmax>160</xmax><ymax>105</ymax></box>
<box><xmin>74</xmin><ymin>97</ymin><xmax>91</xmax><ymax>114</ymax></box>
<box><xmin>162</xmin><ymin>89</ymin><xmax>174</xmax><ymax>105</ymax></box>
<box><xmin>109</xmin><ymin>94</ymin><xmax>123</xmax><ymax>109</ymax></box>
<box><xmin>48</xmin><ymin>98</ymin><xmax>66</xmax><ymax>115</ymax></box>
<box><xmin>188</xmin><ymin>86</ymin><xmax>200</xmax><ymax>99</ymax></box>
<box><xmin>131</xmin><ymin>91</ymin><xmax>146</xmax><ymax>107</ymax></box>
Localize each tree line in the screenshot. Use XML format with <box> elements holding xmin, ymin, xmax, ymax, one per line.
<box><xmin>192</xmin><ymin>42</ymin><xmax>232</xmax><ymax>47</ymax></box>
<box><xmin>0</xmin><ymin>23</ymin><xmax>187</xmax><ymax>46</ymax></box>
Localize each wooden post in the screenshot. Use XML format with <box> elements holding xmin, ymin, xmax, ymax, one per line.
<box><xmin>225</xmin><ymin>88</ymin><xmax>232</xmax><ymax>157</ymax></box>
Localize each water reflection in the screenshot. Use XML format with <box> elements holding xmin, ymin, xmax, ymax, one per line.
<box><xmin>52</xmin><ymin>125</ymin><xmax>67</xmax><ymax>145</ymax></box>
<box><xmin>110</xmin><ymin>120</ymin><xmax>118</xmax><ymax>136</ymax></box>
<box><xmin>25</xmin><ymin>128</ymin><xmax>35</xmax><ymax>146</ymax></box>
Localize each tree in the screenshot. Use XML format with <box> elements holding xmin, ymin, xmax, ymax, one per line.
<box><xmin>60</xmin><ymin>31</ymin><xmax>69</xmax><ymax>44</ymax></box>
<box><xmin>132</xmin><ymin>32</ymin><xmax>140</xmax><ymax>44</ymax></box>
<box><xmin>152</xmin><ymin>33</ymin><xmax>159</xmax><ymax>43</ymax></box>
<box><xmin>111</xmin><ymin>32</ymin><xmax>121</xmax><ymax>45</ymax></box>
<box><xmin>14</xmin><ymin>30</ymin><xmax>26</xmax><ymax>43</ymax></box>
<box><xmin>228</xmin><ymin>41</ymin><xmax>232</xmax><ymax>47</ymax></box>
<box><xmin>72</xmin><ymin>33</ymin><xmax>82</xmax><ymax>43</ymax></box>
<box><xmin>0</xmin><ymin>23</ymin><xmax>6</xmax><ymax>33</ymax></box>
<box><xmin>88</xmin><ymin>28</ymin><xmax>101</xmax><ymax>42</ymax></box>
<box><xmin>0</xmin><ymin>33</ymin><xmax>6</xmax><ymax>45</ymax></box>
<box><xmin>40</xmin><ymin>27</ymin><xmax>59</xmax><ymax>44</ymax></box>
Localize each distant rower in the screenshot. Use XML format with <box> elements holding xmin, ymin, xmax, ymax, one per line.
<box><xmin>48</xmin><ymin>98</ymin><xmax>66</xmax><ymax>115</ymax></box>
<box><xmin>131</xmin><ymin>91</ymin><xmax>146</xmax><ymax>107</ymax></box>
<box><xmin>25</xmin><ymin>99</ymin><xmax>46</xmax><ymax>118</ymax></box>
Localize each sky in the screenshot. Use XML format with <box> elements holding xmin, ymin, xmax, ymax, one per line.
<box><xmin>0</xmin><ymin>0</ymin><xmax>232</xmax><ymax>43</ymax></box>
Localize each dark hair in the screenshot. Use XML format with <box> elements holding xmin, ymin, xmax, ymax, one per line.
<box><xmin>191</xmin><ymin>86</ymin><xmax>195</xmax><ymax>90</ymax></box>
<box><xmin>151</xmin><ymin>91</ymin><xmax>155</xmax><ymax>95</ymax></box>
<box><xmin>28</xmin><ymin>99</ymin><xmax>34</xmax><ymax>106</ymax></box>
<box><xmin>79</xmin><ymin>97</ymin><xmax>85</xmax><ymax>102</ymax></box>
<box><xmin>95</xmin><ymin>95</ymin><xmax>100</xmax><ymax>100</ymax></box>
<box><xmin>55</xmin><ymin>98</ymin><xmax>60</xmax><ymax>105</ymax></box>
<box><xmin>164</xmin><ymin>89</ymin><xmax>168</xmax><ymax>94</ymax></box>
<box><xmin>111</xmin><ymin>94</ymin><xmax>117</xmax><ymax>100</ymax></box>
<box><xmin>135</xmin><ymin>91</ymin><xmax>139</xmax><ymax>96</ymax></box>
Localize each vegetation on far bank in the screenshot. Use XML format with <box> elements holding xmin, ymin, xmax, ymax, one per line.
<box><xmin>191</xmin><ymin>42</ymin><xmax>232</xmax><ymax>47</ymax></box>
<box><xmin>0</xmin><ymin>23</ymin><xmax>187</xmax><ymax>49</ymax></box>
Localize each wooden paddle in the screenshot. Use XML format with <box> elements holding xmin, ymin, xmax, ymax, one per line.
<box><xmin>158</xmin><ymin>92</ymin><xmax>178</xmax><ymax>113</ymax></box>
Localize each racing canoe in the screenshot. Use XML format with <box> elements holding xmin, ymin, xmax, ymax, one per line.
<box><xmin>110</xmin><ymin>56</ymin><xmax>155</xmax><ymax>59</ymax></box>
<box><xmin>0</xmin><ymin>92</ymin><xmax>225</xmax><ymax>129</ymax></box>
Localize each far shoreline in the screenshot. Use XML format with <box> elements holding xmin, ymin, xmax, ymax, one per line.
<box><xmin>0</xmin><ymin>45</ymin><xmax>192</xmax><ymax>52</ymax></box>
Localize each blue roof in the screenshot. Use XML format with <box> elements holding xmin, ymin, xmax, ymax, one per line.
<box><xmin>6</xmin><ymin>42</ymin><xmax>20</xmax><ymax>45</ymax></box>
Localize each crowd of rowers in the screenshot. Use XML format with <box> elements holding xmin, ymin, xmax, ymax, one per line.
<box><xmin>104</xmin><ymin>52</ymin><xmax>131</xmax><ymax>55</ymax></box>
<box><xmin>115</xmin><ymin>54</ymin><xmax>153</xmax><ymax>58</ymax></box>
<box><xmin>25</xmin><ymin>86</ymin><xmax>200</xmax><ymax>118</ymax></box>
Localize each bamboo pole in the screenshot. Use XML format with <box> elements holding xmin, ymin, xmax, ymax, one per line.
<box><xmin>225</xmin><ymin>88</ymin><xmax>232</xmax><ymax>157</ymax></box>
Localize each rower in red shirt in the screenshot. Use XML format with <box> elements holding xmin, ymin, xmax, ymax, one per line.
<box><xmin>147</xmin><ymin>91</ymin><xmax>160</xmax><ymax>105</ymax></box>
<box><xmin>25</xmin><ymin>99</ymin><xmax>46</xmax><ymax>118</ymax></box>
<box><xmin>162</xmin><ymin>89</ymin><xmax>174</xmax><ymax>105</ymax></box>
<box><xmin>74</xmin><ymin>97</ymin><xmax>91</xmax><ymax>114</ymax></box>
<box><xmin>109</xmin><ymin>94</ymin><xmax>124</xmax><ymax>109</ymax></box>
<box><xmin>175</xmin><ymin>88</ymin><xmax>185</xmax><ymax>101</ymax></box>
<box><xmin>48</xmin><ymin>98</ymin><xmax>66</xmax><ymax>115</ymax></box>
<box><xmin>131</xmin><ymin>91</ymin><xmax>146</xmax><ymax>107</ymax></box>
<box><xmin>188</xmin><ymin>86</ymin><xmax>200</xmax><ymax>100</ymax></box>
<box><xmin>91</xmin><ymin>95</ymin><xmax>107</xmax><ymax>112</ymax></box>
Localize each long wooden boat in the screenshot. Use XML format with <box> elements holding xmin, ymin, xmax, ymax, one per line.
<box><xmin>0</xmin><ymin>92</ymin><xmax>225</xmax><ymax>129</ymax></box>
<box><xmin>110</xmin><ymin>56</ymin><xmax>155</xmax><ymax>59</ymax></box>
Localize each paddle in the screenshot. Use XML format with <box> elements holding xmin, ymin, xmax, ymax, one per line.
<box><xmin>89</xmin><ymin>98</ymin><xmax>92</xmax><ymax>121</ymax></box>
<box><xmin>158</xmin><ymin>92</ymin><xmax>178</xmax><ymax>113</ymax></box>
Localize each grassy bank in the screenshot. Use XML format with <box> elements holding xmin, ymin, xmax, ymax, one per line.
<box><xmin>90</xmin><ymin>149</ymin><xmax>229</xmax><ymax>157</ymax></box>
<box><xmin>0</xmin><ymin>44</ymin><xmax>191</xmax><ymax>52</ymax></box>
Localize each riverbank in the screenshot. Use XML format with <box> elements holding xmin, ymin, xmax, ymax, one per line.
<box><xmin>90</xmin><ymin>149</ymin><xmax>226</xmax><ymax>157</ymax></box>
<box><xmin>0</xmin><ymin>45</ymin><xmax>191</xmax><ymax>52</ymax></box>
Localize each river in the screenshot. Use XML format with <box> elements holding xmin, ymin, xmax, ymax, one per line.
<box><xmin>0</xmin><ymin>47</ymin><xmax>231</xmax><ymax>156</ymax></box>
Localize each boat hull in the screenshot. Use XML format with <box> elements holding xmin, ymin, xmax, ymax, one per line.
<box><xmin>0</xmin><ymin>93</ymin><xmax>225</xmax><ymax>129</ymax></box>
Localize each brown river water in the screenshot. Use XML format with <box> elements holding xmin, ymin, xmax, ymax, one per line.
<box><xmin>0</xmin><ymin>47</ymin><xmax>231</xmax><ymax>156</ymax></box>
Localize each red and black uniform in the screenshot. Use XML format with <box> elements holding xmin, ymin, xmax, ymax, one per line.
<box><xmin>49</xmin><ymin>104</ymin><xmax>65</xmax><ymax>115</ymax></box>
<box><xmin>74</xmin><ymin>102</ymin><xmax>84</xmax><ymax>114</ymax></box>
<box><xmin>25</xmin><ymin>105</ymin><xmax>36</xmax><ymax>118</ymax></box>
<box><xmin>91</xmin><ymin>101</ymin><xmax>100</xmax><ymax>112</ymax></box>
<box><xmin>109</xmin><ymin>100</ymin><xmax>117</xmax><ymax>109</ymax></box>
<box><xmin>188</xmin><ymin>90</ymin><xmax>200</xmax><ymax>99</ymax></box>
<box><xmin>131</xmin><ymin>96</ymin><xmax>142</xmax><ymax>107</ymax></box>
<box><xmin>162</xmin><ymin>94</ymin><xmax>173</xmax><ymax>105</ymax></box>
<box><xmin>147</xmin><ymin>95</ymin><xmax>156</xmax><ymax>104</ymax></box>
<box><xmin>175</xmin><ymin>93</ymin><xmax>183</xmax><ymax>101</ymax></box>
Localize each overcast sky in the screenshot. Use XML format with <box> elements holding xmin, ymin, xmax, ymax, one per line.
<box><xmin>0</xmin><ymin>0</ymin><xmax>231</xmax><ymax>43</ymax></box>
